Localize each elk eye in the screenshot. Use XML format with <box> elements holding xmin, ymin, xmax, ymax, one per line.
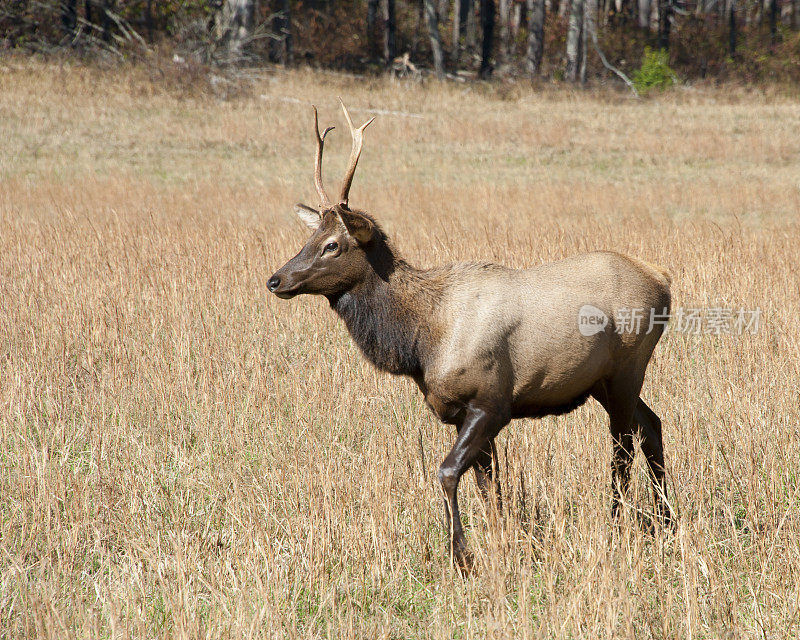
<box><xmin>322</xmin><ymin>241</ymin><xmax>339</xmax><ymax>255</ymax></box>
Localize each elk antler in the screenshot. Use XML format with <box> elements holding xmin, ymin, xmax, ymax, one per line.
<box><xmin>338</xmin><ymin>98</ymin><xmax>375</xmax><ymax>207</ymax></box>
<box><xmin>313</xmin><ymin>106</ymin><xmax>335</xmax><ymax>209</ymax></box>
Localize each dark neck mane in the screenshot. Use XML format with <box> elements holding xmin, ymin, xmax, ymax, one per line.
<box><xmin>327</xmin><ymin>236</ymin><xmax>443</xmax><ymax>377</ymax></box>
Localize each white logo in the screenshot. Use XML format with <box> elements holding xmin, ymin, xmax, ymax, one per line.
<box><xmin>578</xmin><ymin>305</ymin><xmax>609</xmax><ymax>336</ymax></box>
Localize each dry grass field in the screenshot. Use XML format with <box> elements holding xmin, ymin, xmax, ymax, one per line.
<box><xmin>1</xmin><ymin>59</ymin><xmax>799</xmax><ymax>638</ymax></box>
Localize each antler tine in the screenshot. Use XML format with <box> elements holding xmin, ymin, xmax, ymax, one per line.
<box><xmin>313</xmin><ymin>106</ymin><xmax>335</xmax><ymax>209</ymax></box>
<box><xmin>338</xmin><ymin>97</ymin><xmax>375</xmax><ymax>207</ymax></box>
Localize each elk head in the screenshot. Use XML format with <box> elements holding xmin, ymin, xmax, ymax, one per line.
<box><xmin>268</xmin><ymin>100</ymin><xmax>379</xmax><ymax>300</ymax></box>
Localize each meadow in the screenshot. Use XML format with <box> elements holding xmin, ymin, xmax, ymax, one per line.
<box><xmin>1</xmin><ymin>59</ymin><xmax>799</xmax><ymax>638</ymax></box>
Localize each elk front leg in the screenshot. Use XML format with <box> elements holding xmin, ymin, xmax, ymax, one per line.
<box><xmin>473</xmin><ymin>439</ymin><xmax>502</xmax><ymax>512</ymax></box>
<box><xmin>610</xmin><ymin>429</ymin><xmax>635</xmax><ymax>519</ymax></box>
<box><xmin>635</xmin><ymin>398</ymin><xmax>673</xmax><ymax>527</ymax></box>
<box><xmin>592</xmin><ymin>376</ymin><xmax>640</xmax><ymax>521</ymax></box>
<box><xmin>438</xmin><ymin>405</ymin><xmax>507</xmax><ymax>571</ymax></box>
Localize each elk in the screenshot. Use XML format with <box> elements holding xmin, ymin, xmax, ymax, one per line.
<box><xmin>268</xmin><ymin>100</ymin><xmax>673</xmax><ymax>570</ymax></box>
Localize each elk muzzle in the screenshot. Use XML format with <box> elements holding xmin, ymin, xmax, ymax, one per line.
<box><xmin>268</xmin><ymin>247</ymin><xmax>322</xmax><ymax>299</ymax></box>
<box><xmin>267</xmin><ymin>268</ymin><xmax>304</xmax><ymax>299</ymax></box>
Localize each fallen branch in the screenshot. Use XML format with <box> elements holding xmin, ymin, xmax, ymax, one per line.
<box><xmin>588</xmin><ymin>23</ymin><xmax>639</xmax><ymax>97</ymax></box>
<box><xmin>104</xmin><ymin>7</ymin><xmax>149</xmax><ymax>50</ymax></box>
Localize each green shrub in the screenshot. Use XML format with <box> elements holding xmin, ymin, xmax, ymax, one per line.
<box><xmin>632</xmin><ymin>47</ymin><xmax>678</xmax><ymax>94</ymax></box>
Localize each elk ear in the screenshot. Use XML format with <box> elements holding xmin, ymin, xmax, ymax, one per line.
<box><xmin>294</xmin><ymin>203</ymin><xmax>322</xmax><ymax>230</ymax></box>
<box><xmin>337</xmin><ymin>208</ymin><xmax>374</xmax><ymax>244</ymax></box>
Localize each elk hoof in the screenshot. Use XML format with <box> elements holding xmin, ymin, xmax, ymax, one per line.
<box><xmin>452</xmin><ymin>542</ymin><xmax>474</xmax><ymax>575</ymax></box>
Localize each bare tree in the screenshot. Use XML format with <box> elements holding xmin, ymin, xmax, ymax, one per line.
<box><xmin>769</xmin><ymin>0</ymin><xmax>778</xmax><ymax>41</ymax></box>
<box><xmin>498</xmin><ymin>0</ymin><xmax>511</xmax><ymax>60</ymax></box>
<box><xmin>583</xmin><ymin>0</ymin><xmax>637</xmax><ymax>92</ymax></box>
<box><xmin>367</xmin><ymin>0</ymin><xmax>381</xmax><ymax>59</ymax></box>
<box><xmin>728</xmin><ymin>0</ymin><xmax>737</xmax><ymax>55</ymax></box>
<box><xmin>99</xmin><ymin>0</ymin><xmax>114</xmax><ymax>42</ymax></box>
<box><xmin>565</xmin><ymin>0</ymin><xmax>584</xmax><ymax>81</ymax></box>
<box><xmin>144</xmin><ymin>0</ymin><xmax>153</xmax><ymax>41</ymax></box>
<box><xmin>658</xmin><ymin>0</ymin><xmax>672</xmax><ymax>49</ymax></box>
<box><xmin>439</xmin><ymin>0</ymin><xmax>451</xmax><ymax>20</ymax></box>
<box><xmin>581</xmin><ymin>0</ymin><xmax>597</xmax><ymax>83</ymax></box>
<box><xmin>271</xmin><ymin>0</ymin><xmax>292</xmax><ymax>64</ymax></box>
<box><xmin>510</xmin><ymin>1</ymin><xmax>523</xmax><ymax>40</ymax></box>
<box><xmin>638</xmin><ymin>0</ymin><xmax>652</xmax><ymax>27</ymax></box>
<box><xmin>213</xmin><ymin>0</ymin><xmax>258</xmax><ymax>63</ymax></box>
<box><xmin>384</xmin><ymin>0</ymin><xmax>397</xmax><ymax>61</ymax></box>
<box><xmin>454</xmin><ymin>0</ymin><xmax>478</xmax><ymax>60</ymax></box>
<box><xmin>423</xmin><ymin>0</ymin><xmax>445</xmax><ymax>77</ymax></box>
<box><xmin>62</xmin><ymin>0</ymin><xmax>78</xmax><ymax>37</ymax></box>
<box><xmin>526</xmin><ymin>0</ymin><xmax>545</xmax><ymax>74</ymax></box>
<box><xmin>453</xmin><ymin>0</ymin><xmax>463</xmax><ymax>52</ymax></box>
<box><xmin>468</xmin><ymin>0</ymin><xmax>479</xmax><ymax>47</ymax></box>
<box><xmin>480</xmin><ymin>0</ymin><xmax>495</xmax><ymax>77</ymax></box>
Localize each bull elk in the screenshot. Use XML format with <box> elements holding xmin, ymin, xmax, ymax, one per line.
<box><xmin>268</xmin><ymin>100</ymin><xmax>673</xmax><ymax>570</ymax></box>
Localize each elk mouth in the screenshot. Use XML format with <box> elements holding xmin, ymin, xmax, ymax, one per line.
<box><xmin>272</xmin><ymin>285</ymin><xmax>301</xmax><ymax>299</ymax></box>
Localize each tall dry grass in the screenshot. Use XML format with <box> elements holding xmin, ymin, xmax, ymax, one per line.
<box><xmin>1</xmin><ymin>59</ymin><xmax>799</xmax><ymax>638</ymax></box>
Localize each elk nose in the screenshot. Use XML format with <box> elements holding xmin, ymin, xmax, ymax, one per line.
<box><xmin>267</xmin><ymin>275</ymin><xmax>281</xmax><ymax>292</ymax></box>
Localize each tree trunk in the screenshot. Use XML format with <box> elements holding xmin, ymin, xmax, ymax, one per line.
<box><xmin>479</xmin><ymin>0</ymin><xmax>495</xmax><ymax>77</ymax></box>
<box><xmin>466</xmin><ymin>0</ymin><xmax>478</xmax><ymax>48</ymax></box>
<box><xmin>100</xmin><ymin>0</ymin><xmax>114</xmax><ymax>43</ymax></box>
<box><xmin>579</xmin><ymin>0</ymin><xmax>588</xmax><ymax>83</ymax></box>
<box><xmin>439</xmin><ymin>0</ymin><xmax>451</xmax><ymax>21</ymax></box>
<box><xmin>657</xmin><ymin>0</ymin><xmax>671</xmax><ymax>49</ymax></box>
<box><xmin>214</xmin><ymin>0</ymin><xmax>258</xmax><ymax>63</ymax></box>
<box><xmin>638</xmin><ymin>0</ymin><xmax>651</xmax><ymax>27</ymax></box>
<box><xmin>792</xmin><ymin>0</ymin><xmax>799</xmax><ymax>28</ymax></box>
<box><xmin>729</xmin><ymin>0</ymin><xmax>737</xmax><ymax>55</ymax></box>
<box><xmin>62</xmin><ymin>0</ymin><xmax>78</xmax><ymax>37</ymax></box>
<box><xmin>559</xmin><ymin>0</ymin><xmax>569</xmax><ymax>16</ymax></box>
<box><xmin>769</xmin><ymin>0</ymin><xmax>778</xmax><ymax>41</ymax></box>
<box><xmin>565</xmin><ymin>0</ymin><xmax>584</xmax><ymax>80</ymax></box>
<box><xmin>581</xmin><ymin>0</ymin><xmax>596</xmax><ymax>83</ymax></box>
<box><xmin>423</xmin><ymin>0</ymin><xmax>446</xmax><ymax>77</ymax></box>
<box><xmin>271</xmin><ymin>0</ymin><xmax>291</xmax><ymax>64</ymax></box>
<box><xmin>526</xmin><ymin>0</ymin><xmax>545</xmax><ymax>74</ymax></box>
<box><xmin>453</xmin><ymin>0</ymin><xmax>462</xmax><ymax>50</ymax></box>
<box><xmin>498</xmin><ymin>0</ymin><xmax>510</xmax><ymax>60</ymax></box>
<box><xmin>145</xmin><ymin>0</ymin><xmax>154</xmax><ymax>41</ymax></box>
<box><xmin>367</xmin><ymin>0</ymin><xmax>380</xmax><ymax>59</ymax></box>
<box><xmin>511</xmin><ymin>1</ymin><xmax>523</xmax><ymax>40</ymax></box>
<box><xmin>384</xmin><ymin>0</ymin><xmax>397</xmax><ymax>60</ymax></box>
<box><xmin>85</xmin><ymin>0</ymin><xmax>114</xmax><ymax>42</ymax></box>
